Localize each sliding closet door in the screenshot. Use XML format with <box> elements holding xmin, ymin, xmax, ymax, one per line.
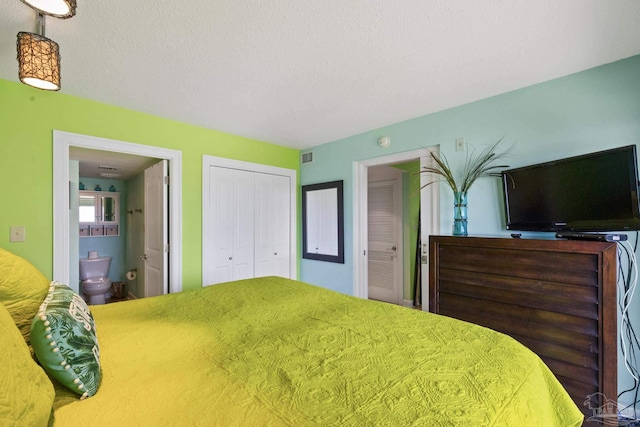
<box><xmin>206</xmin><ymin>167</ymin><xmax>255</xmax><ymax>285</ymax></box>
<box><xmin>255</xmin><ymin>173</ymin><xmax>291</xmax><ymax>277</ymax></box>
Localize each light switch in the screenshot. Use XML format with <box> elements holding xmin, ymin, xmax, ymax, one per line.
<box><xmin>10</xmin><ymin>226</ymin><xmax>25</xmax><ymax>242</ymax></box>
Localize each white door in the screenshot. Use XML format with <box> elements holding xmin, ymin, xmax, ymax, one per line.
<box><xmin>255</xmin><ymin>173</ymin><xmax>291</xmax><ymax>277</ymax></box>
<box><xmin>202</xmin><ymin>156</ymin><xmax>297</xmax><ymax>286</ymax></box>
<box><xmin>205</xmin><ymin>167</ymin><xmax>255</xmax><ymax>284</ymax></box>
<box><xmin>143</xmin><ymin>160</ymin><xmax>168</xmax><ymax>297</ymax></box>
<box><xmin>367</xmin><ymin>178</ymin><xmax>402</xmax><ymax>304</ymax></box>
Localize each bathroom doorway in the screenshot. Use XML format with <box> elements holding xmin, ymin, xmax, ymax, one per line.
<box><xmin>72</xmin><ymin>148</ymin><xmax>166</xmax><ymax>300</ymax></box>
<box><xmin>53</xmin><ymin>131</ymin><xmax>183</xmax><ymax>296</ymax></box>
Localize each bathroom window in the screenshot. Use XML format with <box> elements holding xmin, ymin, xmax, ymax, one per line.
<box><xmin>79</xmin><ymin>191</ymin><xmax>119</xmax><ymax>237</ymax></box>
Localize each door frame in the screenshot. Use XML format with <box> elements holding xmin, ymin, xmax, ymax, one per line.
<box><xmin>53</xmin><ymin>130</ymin><xmax>183</xmax><ymax>293</ymax></box>
<box><xmin>202</xmin><ymin>155</ymin><xmax>297</xmax><ymax>284</ymax></box>
<box><xmin>353</xmin><ymin>147</ymin><xmax>439</xmax><ymax>309</ymax></box>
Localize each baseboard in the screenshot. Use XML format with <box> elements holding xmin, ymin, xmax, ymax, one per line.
<box><xmin>402</xmin><ymin>299</ymin><xmax>415</xmax><ymax>308</ymax></box>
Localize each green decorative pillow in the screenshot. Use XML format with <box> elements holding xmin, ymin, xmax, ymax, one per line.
<box><xmin>0</xmin><ymin>248</ymin><xmax>50</xmax><ymax>347</ymax></box>
<box><xmin>31</xmin><ymin>282</ymin><xmax>102</xmax><ymax>399</ymax></box>
<box><xmin>0</xmin><ymin>301</ymin><xmax>54</xmax><ymax>426</ymax></box>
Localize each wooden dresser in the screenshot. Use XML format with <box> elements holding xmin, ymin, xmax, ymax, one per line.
<box><xmin>429</xmin><ymin>235</ymin><xmax>617</xmax><ymax>421</ymax></box>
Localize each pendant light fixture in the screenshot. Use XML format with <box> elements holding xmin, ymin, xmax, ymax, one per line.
<box><xmin>19</xmin><ymin>0</ymin><xmax>76</xmax><ymax>19</ymax></box>
<box><xmin>15</xmin><ymin>0</ymin><xmax>76</xmax><ymax>91</ymax></box>
<box><xmin>17</xmin><ymin>31</ymin><xmax>60</xmax><ymax>91</ymax></box>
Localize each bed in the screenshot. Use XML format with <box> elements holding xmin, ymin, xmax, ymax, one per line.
<box><xmin>0</xmin><ymin>249</ymin><xmax>583</xmax><ymax>426</ymax></box>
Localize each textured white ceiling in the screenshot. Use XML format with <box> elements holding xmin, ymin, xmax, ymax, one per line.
<box><xmin>2</xmin><ymin>1</ymin><xmax>640</xmax><ymax>149</ymax></box>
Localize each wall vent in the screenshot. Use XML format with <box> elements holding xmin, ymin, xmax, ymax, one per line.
<box><xmin>301</xmin><ymin>151</ymin><xmax>314</xmax><ymax>164</ymax></box>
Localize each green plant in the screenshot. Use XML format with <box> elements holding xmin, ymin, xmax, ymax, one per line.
<box><xmin>421</xmin><ymin>138</ymin><xmax>511</xmax><ymax>193</ymax></box>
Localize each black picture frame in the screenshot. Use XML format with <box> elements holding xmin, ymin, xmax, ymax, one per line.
<box><xmin>302</xmin><ymin>180</ymin><xmax>344</xmax><ymax>263</ymax></box>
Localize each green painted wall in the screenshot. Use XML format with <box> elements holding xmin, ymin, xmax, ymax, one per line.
<box><xmin>0</xmin><ymin>78</ymin><xmax>299</xmax><ymax>291</ymax></box>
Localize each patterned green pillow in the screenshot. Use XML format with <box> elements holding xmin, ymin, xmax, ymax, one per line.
<box><xmin>30</xmin><ymin>281</ymin><xmax>102</xmax><ymax>399</ymax></box>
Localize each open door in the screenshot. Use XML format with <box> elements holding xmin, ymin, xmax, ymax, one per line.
<box><xmin>143</xmin><ymin>160</ymin><xmax>168</xmax><ymax>297</ymax></box>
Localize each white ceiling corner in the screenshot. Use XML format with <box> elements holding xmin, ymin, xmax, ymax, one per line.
<box><xmin>2</xmin><ymin>0</ymin><xmax>640</xmax><ymax>149</ymax></box>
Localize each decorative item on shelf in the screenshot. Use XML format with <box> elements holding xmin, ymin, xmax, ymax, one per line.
<box><xmin>421</xmin><ymin>138</ymin><xmax>510</xmax><ymax>236</ymax></box>
<box><xmin>94</xmin><ymin>184</ymin><xmax>101</xmax><ymax>191</ymax></box>
<box><xmin>109</xmin><ymin>185</ymin><xmax>116</xmax><ymax>192</ymax></box>
<box><xmin>15</xmin><ymin>0</ymin><xmax>77</xmax><ymax>91</ymax></box>
<box><xmin>79</xmin><ymin>181</ymin><xmax>85</xmax><ymax>190</ymax></box>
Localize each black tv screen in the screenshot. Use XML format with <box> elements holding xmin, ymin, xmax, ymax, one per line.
<box><xmin>502</xmin><ymin>145</ymin><xmax>640</xmax><ymax>232</ymax></box>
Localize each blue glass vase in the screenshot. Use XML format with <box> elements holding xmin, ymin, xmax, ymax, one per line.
<box><xmin>453</xmin><ymin>191</ymin><xmax>468</xmax><ymax>236</ymax></box>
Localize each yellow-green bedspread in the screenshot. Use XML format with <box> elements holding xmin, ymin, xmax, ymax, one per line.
<box><xmin>51</xmin><ymin>277</ymin><xmax>584</xmax><ymax>426</ymax></box>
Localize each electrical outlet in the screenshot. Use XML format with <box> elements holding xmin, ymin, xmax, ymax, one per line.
<box><xmin>455</xmin><ymin>138</ymin><xmax>465</xmax><ymax>152</ymax></box>
<box><xmin>10</xmin><ymin>226</ymin><xmax>25</xmax><ymax>242</ymax></box>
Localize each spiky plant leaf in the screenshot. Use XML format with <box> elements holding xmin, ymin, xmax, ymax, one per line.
<box><xmin>421</xmin><ymin>138</ymin><xmax>511</xmax><ymax>193</ymax></box>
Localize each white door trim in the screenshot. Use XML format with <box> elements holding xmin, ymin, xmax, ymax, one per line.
<box><xmin>353</xmin><ymin>147</ymin><xmax>440</xmax><ymax>308</ymax></box>
<box><xmin>202</xmin><ymin>155</ymin><xmax>297</xmax><ymax>283</ymax></box>
<box><xmin>53</xmin><ymin>130</ymin><xmax>183</xmax><ymax>293</ymax></box>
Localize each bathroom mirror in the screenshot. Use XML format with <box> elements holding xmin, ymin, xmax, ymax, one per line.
<box><xmin>302</xmin><ymin>180</ymin><xmax>344</xmax><ymax>263</ymax></box>
<box><xmin>79</xmin><ymin>191</ymin><xmax>119</xmax><ymax>226</ymax></box>
<box><xmin>101</xmin><ymin>195</ymin><xmax>117</xmax><ymax>223</ymax></box>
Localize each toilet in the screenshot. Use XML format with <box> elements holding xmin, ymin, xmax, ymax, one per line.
<box><xmin>79</xmin><ymin>252</ymin><xmax>112</xmax><ymax>305</ymax></box>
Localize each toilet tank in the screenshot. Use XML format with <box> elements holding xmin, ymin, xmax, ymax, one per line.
<box><xmin>79</xmin><ymin>256</ymin><xmax>112</xmax><ymax>280</ymax></box>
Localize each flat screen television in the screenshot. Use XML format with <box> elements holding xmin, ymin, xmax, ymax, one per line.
<box><xmin>502</xmin><ymin>145</ymin><xmax>640</xmax><ymax>232</ymax></box>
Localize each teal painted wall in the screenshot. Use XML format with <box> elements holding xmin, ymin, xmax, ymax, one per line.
<box><xmin>300</xmin><ymin>54</ymin><xmax>640</xmax><ymax>402</ymax></box>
